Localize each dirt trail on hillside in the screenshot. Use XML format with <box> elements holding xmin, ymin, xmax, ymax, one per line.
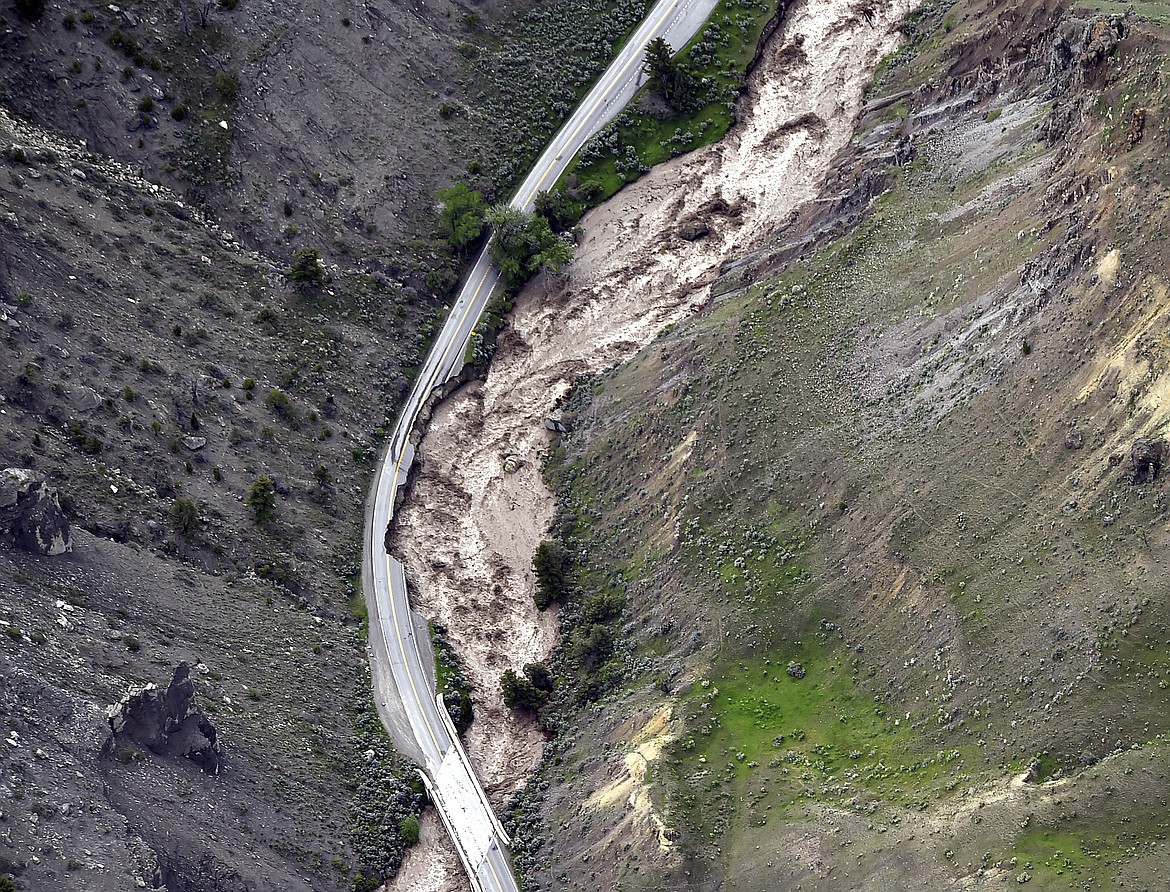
<box><xmin>386</xmin><ymin>0</ymin><xmax>915</xmax><ymax>886</ymax></box>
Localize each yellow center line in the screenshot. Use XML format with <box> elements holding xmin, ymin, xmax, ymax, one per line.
<box><xmin>386</xmin><ymin>552</ymin><xmax>443</xmax><ymax>756</ymax></box>
<box><xmin>484</xmin><ymin>843</ymin><xmax>506</xmax><ymax>891</ymax></box>
<box><xmin>518</xmin><ymin>0</ymin><xmax>686</xmax><ymax>207</ymax></box>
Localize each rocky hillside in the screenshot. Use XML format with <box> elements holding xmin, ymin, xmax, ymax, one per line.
<box><xmin>0</xmin><ymin>0</ymin><xmax>609</xmax><ymax>890</ymax></box>
<box><xmin>0</xmin><ymin>0</ymin><xmax>706</xmax><ymax>888</ymax></box>
<box><xmin>518</xmin><ymin>0</ymin><xmax>1170</xmax><ymax>890</ymax></box>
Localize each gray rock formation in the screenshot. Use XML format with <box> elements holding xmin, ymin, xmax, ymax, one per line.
<box><xmin>107</xmin><ymin>663</ymin><xmax>221</xmax><ymax>774</ymax></box>
<box><xmin>1130</xmin><ymin>438</ymin><xmax>1166</xmax><ymax>485</ymax></box>
<box><xmin>0</xmin><ymin>467</ymin><xmax>72</xmax><ymax>555</ymax></box>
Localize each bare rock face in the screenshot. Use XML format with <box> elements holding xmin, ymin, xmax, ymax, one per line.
<box><xmin>106</xmin><ymin>663</ymin><xmax>221</xmax><ymax>774</ymax></box>
<box><xmin>0</xmin><ymin>467</ymin><xmax>72</xmax><ymax>555</ymax></box>
<box><xmin>1081</xmin><ymin>14</ymin><xmax>1127</xmax><ymax>68</ymax></box>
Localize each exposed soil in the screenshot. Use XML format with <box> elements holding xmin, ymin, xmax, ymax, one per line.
<box><xmin>391</xmin><ymin>0</ymin><xmax>915</xmax><ymax>801</ymax></box>
<box><xmin>382</xmin><ymin>810</ymin><xmax>464</xmax><ymax>892</ymax></box>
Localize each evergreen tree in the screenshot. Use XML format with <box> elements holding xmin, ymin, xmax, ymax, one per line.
<box><xmin>642</xmin><ymin>36</ymin><xmax>698</xmax><ymax>112</ymax></box>
<box><xmin>246</xmin><ymin>475</ymin><xmax>277</xmax><ymax>525</ymax></box>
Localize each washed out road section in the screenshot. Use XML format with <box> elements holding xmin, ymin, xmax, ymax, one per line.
<box><xmin>362</xmin><ymin>2</ymin><xmax>722</xmax><ymax>891</ymax></box>
<box><xmin>389</xmin><ymin>0</ymin><xmax>917</xmax><ymax>885</ymax></box>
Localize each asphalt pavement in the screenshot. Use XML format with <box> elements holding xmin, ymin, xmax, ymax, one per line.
<box><xmin>361</xmin><ymin>2</ymin><xmax>722</xmax><ymax>889</ymax></box>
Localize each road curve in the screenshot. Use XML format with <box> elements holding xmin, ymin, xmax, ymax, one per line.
<box><xmin>362</xmin><ymin>1</ymin><xmax>721</xmax><ymax>889</ymax></box>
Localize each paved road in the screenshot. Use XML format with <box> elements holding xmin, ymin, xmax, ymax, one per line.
<box><xmin>362</xmin><ymin>1</ymin><xmax>721</xmax><ymax>890</ymax></box>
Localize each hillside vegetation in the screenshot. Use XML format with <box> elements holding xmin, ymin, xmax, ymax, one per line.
<box><xmin>517</xmin><ymin>0</ymin><xmax>1170</xmax><ymax>889</ymax></box>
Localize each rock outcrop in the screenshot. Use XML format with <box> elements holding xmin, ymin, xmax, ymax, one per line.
<box><xmin>0</xmin><ymin>467</ymin><xmax>72</xmax><ymax>555</ymax></box>
<box><xmin>106</xmin><ymin>663</ymin><xmax>221</xmax><ymax>774</ymax></box>
<box><xmin>1130</xmin><ymin>438</ymin><xmax>1166</xmax><ymax>485</ymax></box>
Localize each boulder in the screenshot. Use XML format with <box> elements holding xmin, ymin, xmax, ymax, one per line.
<box><xmin>786</xmin><ymin>661</ymin><xmax>806</xmax><ymax>679</ymax></box>
<box><xmin>678</xmin><ymin>218</ymin><xmax>710</xmax><ymax>241</ymax></box>
<box><xmin>1130</xmin><ymin>438</ymin><xmax>1166</xmax><ymax>485</ymax></box>
<box><xmin>106</xmin><ymin>663</ymin><xmax>220</xmax><ymax>774</ymax></box>
<box><xmin>0</xmin><ymin>468</ymin><xmax>72</xmax><ymax>555</ymax></box>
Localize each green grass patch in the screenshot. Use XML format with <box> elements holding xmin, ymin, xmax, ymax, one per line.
<box><xmin>1075</xmin><ymin>0</ymin><xmax>1170</xmax><ymax>25</ymax></box>
<box><xmin>563</xmin><ymin>0</ymin><xmax>779</xmax><ymax>203</ymax></box>
<box><xmin>1009</xmin><ymin>828</ymin><xmax>1118</xmax><ymax>888</ymax></box>
<box><xmin>348</xmin><ymin>573</ymin><xmax>368</xmax><ymax>625</ymax></box>
<box><xmin>671</xmin><ymin>642</ymin><xmax>984</xmax><ymax>846</ymax></box>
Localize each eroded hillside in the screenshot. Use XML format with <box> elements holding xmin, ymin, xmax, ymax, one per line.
<box><xmin>518</xmin><ymin>1</ymin><xmax>1170</xmax><ymax>889</ymax></box>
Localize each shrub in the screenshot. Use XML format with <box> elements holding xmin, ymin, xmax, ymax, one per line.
<box><xmin>246</xmin><ymin>475</ymin><xmax>277</xmax><ymax>525</ymax></box>
<box><xmin>68</xmin><ymin>421</ymin><xmax>103</xmax><ymax>454</ymax></box>
<box><xmin>286</xmin><ymin>247</ymin><xmax>326</xmax><ymax>289</ymax></box>
<box><xmin>399</xmin><ymin>814</ymin><xmax>420</xmax><ymax>846</ymax></box>
<box><xmin>213</xmin><ymin>71</ymin><xmax>239</xmax><ymax>102</ymax></box>
<box><xmin>265</xmin><ymin>388</ymin><xmax>300</xmax><ymax>427</ymax></box>
<box><xmin>171</xmin><ymin>103</ymin><xmax>188</xmax><ymax>121</ymax></box>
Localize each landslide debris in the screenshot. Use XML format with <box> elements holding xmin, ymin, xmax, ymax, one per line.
<box><xmin>389</xmin><ymin>0</ymin><xmax>915</xmax><ymax>884</ymax></box>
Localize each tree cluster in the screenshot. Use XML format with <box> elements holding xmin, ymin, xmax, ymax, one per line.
<box><xmin>486</xmin><ymin>205</ymin><xmax>574</xmax><ymax>289</ymax></box>
<box><xmin>642</xmin><ymin>37</ymin><xmax>700</xmax><ymax>113</ymax></box>
<box><xmin>501</xmin><ymin>663</ymin><xmax>554</xmax><ymax>711</ymax></box>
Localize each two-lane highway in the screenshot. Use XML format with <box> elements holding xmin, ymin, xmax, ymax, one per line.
<box><xmin>362</xmin><ymin>2</ymin><xmax>722</xmax><ymax>889</ymax></box>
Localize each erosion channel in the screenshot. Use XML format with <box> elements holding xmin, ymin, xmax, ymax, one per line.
<box><xmin>386</xmin><ymin>0</ymin><xmax>916</xmax><ymax>887</ymax></box>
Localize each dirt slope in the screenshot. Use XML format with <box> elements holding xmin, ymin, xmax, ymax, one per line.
<box><xmin>486</xmin><ymin>0</ymin><xmax>1170</xmax><ymax>890</ymax></box>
